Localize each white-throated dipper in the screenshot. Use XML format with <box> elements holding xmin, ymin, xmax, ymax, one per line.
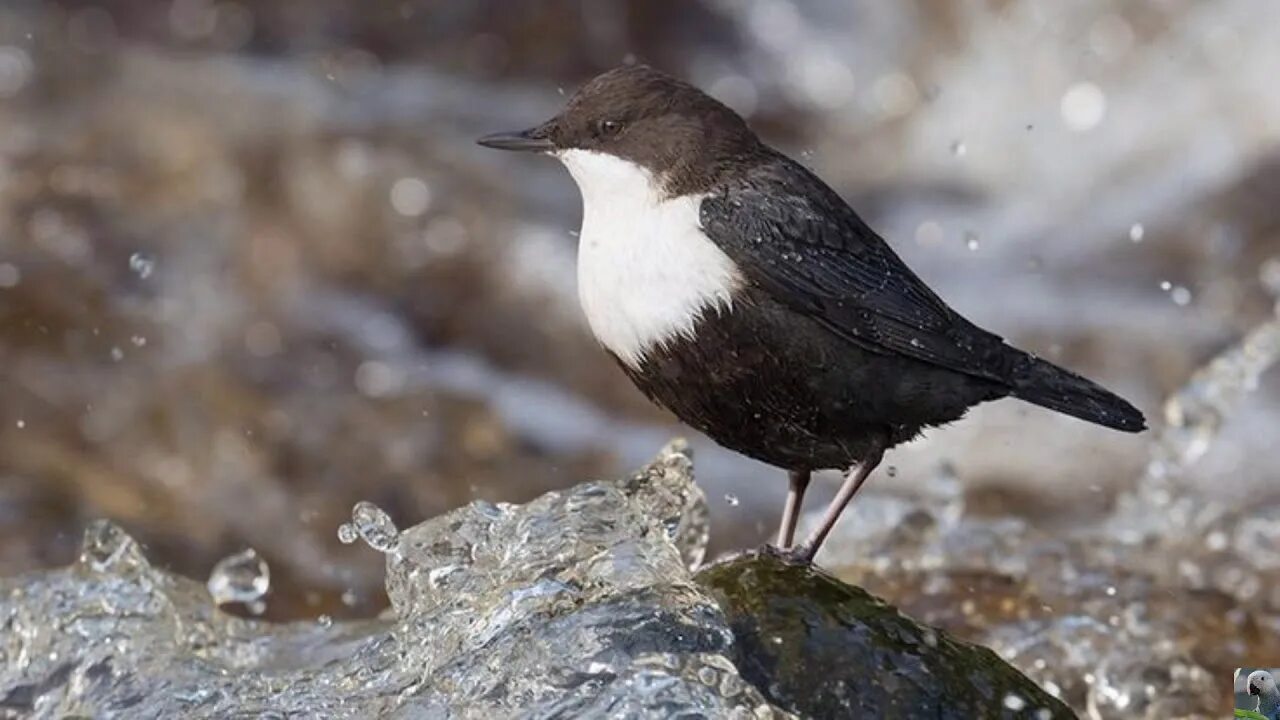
<box><xmin>478</xmin><ymin>65</ymin><xmax>1145</xmax><ymax>563</ymax></box>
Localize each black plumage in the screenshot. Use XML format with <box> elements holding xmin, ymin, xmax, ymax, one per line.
<box><xmin>696</xmin><ymin>154</ymin><xmax>1145</xmax><ymax>436</ymax></box>
<box><xmin>619</xmin><ymin>284</ymin><xmax>1007</xmax><ymax>471</ymax></box>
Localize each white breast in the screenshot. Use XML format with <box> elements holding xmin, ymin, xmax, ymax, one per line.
<box><xmin>557</xmin><ymin>149</ymin><xmax>744</xmax><ymax>369</ymax></box>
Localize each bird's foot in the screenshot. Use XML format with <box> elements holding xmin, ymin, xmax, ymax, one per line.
<box><xmin>759</xmin><ymin>542</ymin><xmax>816</xmax><ymax>566</ymax></box>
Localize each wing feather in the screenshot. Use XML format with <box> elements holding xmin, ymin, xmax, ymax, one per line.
<box><xmin>699</xmin><ymin>158</ymin><xmax>1011</xmax><ymax>382</ymax></box>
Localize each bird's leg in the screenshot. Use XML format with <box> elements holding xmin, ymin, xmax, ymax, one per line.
<box><xmin>788</xmin><ymin>437</ymin><xmax>887</xmax><ymax>564</ymax></box>
<box><xmin>775</xmin><ymin>469</ymin><xmax>811</xmax><ymax>548</ymax></box>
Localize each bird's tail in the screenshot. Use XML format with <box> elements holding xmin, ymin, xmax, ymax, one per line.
<box><xmin>1005</xmin><ymin>351</ymin><xmax>1146</xmax><ymax>432</ymax></box>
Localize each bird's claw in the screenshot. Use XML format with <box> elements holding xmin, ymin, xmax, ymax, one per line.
<box><xmin>759</xmin><ymin>543</ymin><xmax>816</xmax><ymax>566</ymax></box>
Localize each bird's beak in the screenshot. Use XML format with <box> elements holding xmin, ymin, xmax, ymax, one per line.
<box><xmin>1250</xmin><ymin>681</ymin><xmax>1260</xmax><ymax>696</ymax></box>
<box><xmin>476</xmin><ymin>126</ymin><xmax>555</xmax><ymax>153</ymax></box>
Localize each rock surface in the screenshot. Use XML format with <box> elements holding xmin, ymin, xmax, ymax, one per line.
<box><xmin>0</xmin><ymin>442</ymin><xmax>1062</xmax><ymax>718</ymax></box>
<box><xmin>698</xmin><ymin>554</ymin><xmax>1075</xmax><ymax>719</ymax></box>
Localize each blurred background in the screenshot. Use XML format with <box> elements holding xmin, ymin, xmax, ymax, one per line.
<box><xmin>1</xmin><ymin>1</ymin><xmax>1278</xmax><ymax>715</ymax></box>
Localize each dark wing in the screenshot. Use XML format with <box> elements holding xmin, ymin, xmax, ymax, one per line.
<box><xmin>700</xmin><ymin>156</ymin><xmax>1012</xmax><ymax>383</ymax></box>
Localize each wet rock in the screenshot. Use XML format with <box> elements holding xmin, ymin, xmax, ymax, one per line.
<box><xmin>698</xmin><ymin>554</ymin><xmax>1075</xmax><ymax>720</ymax></box>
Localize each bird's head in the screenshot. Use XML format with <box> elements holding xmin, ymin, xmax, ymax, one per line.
<box><xmin>1249</xmin><ymin>670</ymin><xmax>1276</xmax><ymax>696</ymax></box>
<box><xmin>478</xmin><ymin>65</ymin><xmax>761</xmax><ymax>197</ymax></box>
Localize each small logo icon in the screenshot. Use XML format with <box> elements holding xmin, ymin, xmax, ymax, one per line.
<box><xmin>1236</xmin><ymin>668</ymin><xmax>1280</xmax><ymax>719</ymax></box>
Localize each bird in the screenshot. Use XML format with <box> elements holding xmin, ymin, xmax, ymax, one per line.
<box><xmin>478</xmin><ymin>65</ymin><xmax>1145</xmax><ymax>564</ymax></box>
<box><xmin>1248</xmin><ymin>670</ymin><xmax>1280</xmax><ymax>719</ymax></box>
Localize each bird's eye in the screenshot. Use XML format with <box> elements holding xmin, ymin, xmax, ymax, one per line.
<box><xmin>597</xmin><ymin>120</ymin><xmax>622</xmax><ymax>137</ymax></box>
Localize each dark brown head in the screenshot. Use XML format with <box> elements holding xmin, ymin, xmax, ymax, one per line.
<box><xmin>478</xmin><ymin>65</ymin><xmax>762</xmax><ymax>195</ymax></box>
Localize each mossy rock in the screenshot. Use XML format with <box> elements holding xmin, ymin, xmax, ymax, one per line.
<box><xmin>696</xmin><ymin>553</ymin><xmax>1076</xmax><ymax>719</ymax></box>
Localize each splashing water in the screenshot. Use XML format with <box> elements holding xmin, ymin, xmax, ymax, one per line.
<box><xmin>128</xmin><ymin>251</ymin><xmax>155</xmax><ymax>279</ymax></box>
<box><xmin>337</xmin><ymin>522</ymin><xmax>358</xmax><ymax>545</ymax></box>
<box><xmin>0</xmin><ymin>444</ymin><xmax>793</xmax><ymax>718</ymax></box>
<box><xmin>1137</xmin><ymin>259</ymin><xmax>1280</xmax><ymax>510</ymax></box>
<box><xmin>79</xmin><ymin>519</ymin><xmax>148</xmax><ymax>573</ymax></box>
<box><xmin>346</xmin><ymin>501</ymin><xmax>399</xmax><ymax>553</ymax></box>
<box><xmin>206</xmin><ymin>548</ymin><xmax>271</xmax><ymax>606</ymax></box>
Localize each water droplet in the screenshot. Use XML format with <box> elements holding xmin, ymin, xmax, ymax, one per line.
<box><xmin>128</xmin><ymin>251</ymin><xmax>155</xmax><ymax>279</ymax></box>
<box><xmin>1170</xmin><ymin>285</ymin><xmax>1192</xmax><ymax>306</ymax></box>
<box><xmin>337</xmin><ymin>523</ymin><xmax>358</xmax><ymax>544</ymax></box>
<box><xmin>1128</xmin><ymin>223</ymin><xmax>1145</xmax><ymax>242</ymax></box>
<box><xmin>886</xmin><ymin>466</ymin><xmax>898</xmax><ymax>478</ymax></box>
<box><xmin>1159</xmin><ymin>280</ymin><xmax>1172</xmax><ymax>291</ymax></box>
<box><xmin>110</xmin><ymin>346</ymin><xmax>124</xmax><ymax>361</ymax></box>
<box><xmin>723</xmin><ymin>494</ymin><xmax>740</xmax><ymax>507</ymax></box>
<box><xmin>79</xmin><ymin>519</ymin><xmax>147</xmax><ymax>572</ymax></box>
<box><xmin>963</xmin><ymin>231</ymin><xmax>980</xmax><ymax>251</ymax></box>
<box><xmin>950</xmin><ymin>140</ymin><xmax>967</xmax><ymax>157</ymax></box>
<box><xmin>247</xmin><ymin>600</ymin><xmax>267</xmax><ymax>616</ymax></box>
<box><xmin>341</xmin><ymin>588</ymin><xmax>358</xmax><ymax>607</ymax></box>
<box><xmin>317</xmin><ymin>614</ymin><xmax>333</xmax><ymax>628</ymax></box>
<box><xmin>872</xmin><ymin>72</ymin><xmax>919</xmax><ymax>117</ymax></box>
<box><xmin>1003</xmin><ymin>693</ymin><xmax>1026</xmax><ymax>711</ymax></box>
<box><xmin>1105</xmin><ymin>585</ymin><xmax>1117</xmax><ymax>596</ymax></box>
<box><xmin>130</xmin><ymin>335</ymin><xmax>147</xmax><ymax>347</ymax></box>
<box><xmin>389</xmin><ymin>177</ymin><xmax>432</xmax><ymax>217</ymax></box>
<box><xmin>1060</xmin><ymin>81</ymin><xmax>1107</xmax><ymax>131</ymax></box>
<box><xmin>914</xmin><ymin>221</ymin><xmax>944</xmax><ymax>246</ymax></box>
<box><xmin>207</xmin><ymin>548</ymin><xmax>270</xmax><ymax>606</ymax></box>
<box><xmin>15</xmin><ymin>419</ymin><xmax>24</xmax><ymax>429</ymax></box>
<box><xmin>350</xmin><ymin>501</ymin><xmax>399</xmax><ymax>553</ymax></box>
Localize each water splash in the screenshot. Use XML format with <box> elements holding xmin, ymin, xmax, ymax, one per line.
<box><xmin>206</xmin><ymin>548</ymin><xmax>270</xmax><ymax>606</ymax></box>
<box><xmin>0</xmin><ymin>444</ymin><xmax>776</xmax><ymax>718</ymax></box>
<box><xmin>127</xmin><ymin>251</ymin><xmax>155</xmax><ymax>279</ymax></box>
<box><xmin>337</xmin><ymin>522</ymin><xmax>358</xmax><ymax>545</ymax></box>
<box><xmin>1138</xmin><ymin>259</ymin><xmax>1280</xmax><ymax>510</ymax></box>
<box><xmin>346</xmin><ymin>501</ymin><xmax>399</xmax><ymax>553</ymax></box>
<box><xmin>78</xmin><ymin>519</ymin><xmax>148</xmax><ymax>573</ymax></box>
